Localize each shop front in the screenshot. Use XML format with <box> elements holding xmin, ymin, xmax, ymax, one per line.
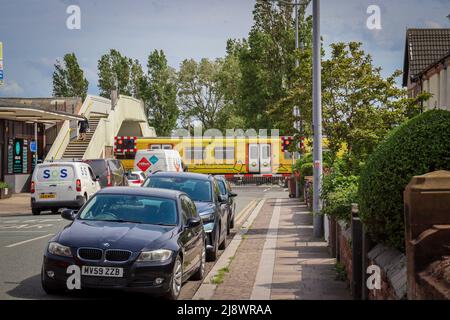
<box><xmin>0</xmin><ymin>100</ymin><xmax>83</xmax><ymax>193</ymax></box>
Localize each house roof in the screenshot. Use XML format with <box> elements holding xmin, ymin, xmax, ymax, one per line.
<box><xmin>402</xmin><ymin>28</ymin><xmax>450</xmax><ymax>86</ymax></box>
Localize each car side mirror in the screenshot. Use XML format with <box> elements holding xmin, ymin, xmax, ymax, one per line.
<box><xmin>95</xmin><ymin>176</ymin><xmax>100</xmax><ymax>181</ymax></box>
<box><xmin>61</xmin><ymin>209</ymin><xmax>77</xmax><ymax>221</ymax></box>
<box><xmin>229</xmin><ymin>192</ymin><xmax>238</xmax><ymax>198</ymax></box>
<box><xmin>219</xmin><ymin>195</ymin><xmax>228</xmax><ymax>203</ymax></box>
<box><xmin>187</xmin><ymin>217</ymin><xmax>202</xmax><ymax>228</ymax></box>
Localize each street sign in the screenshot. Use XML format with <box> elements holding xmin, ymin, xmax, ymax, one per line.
<box><xmin>136</xmin><ymin>157</ymin><xmax>151</xmax><ymax>172</ymax></box>
<box><xmin>30</xmin><ymin>140</ymin><xmax>37</xmax><ymax>153</ymax></box>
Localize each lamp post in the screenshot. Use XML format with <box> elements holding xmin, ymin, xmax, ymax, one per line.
<box><xmin>312</xmin><ymin>0</ymin><xmax>323</xmax><ymax>238</ymax></box>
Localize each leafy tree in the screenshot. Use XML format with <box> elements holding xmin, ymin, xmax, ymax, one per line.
<box><xmin>230</xmin><ymin>0</ymin><xmax>311</xmax><ymax>131</ymax></box>
<box><xmin>97</xmin><ymin>49</ymin><xmax>142</xmax><ymax>98</ymax></box>
<box><xmin>139</xmin><ymin>50</ymin><xmax>178</xmax><ymax>136</ymax></box>
<box><xmin>52</xmin><ymin>53</ymin><xmax>89</xmax><ymax>100</ymax></box>
<box><xmin>178</xmin><ymin>58</ymin><xmax>238</xmax><ymax>130</ymax></box>
<box><xmin>282</xmin><ymin>42</ymin><xmax>424</xmax><ymax>163</ymax></box>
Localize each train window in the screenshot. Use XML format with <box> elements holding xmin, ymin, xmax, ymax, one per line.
<box><xmin>262</xmin><ymin>145</ymin><xmax>271</xmax><ymax>158</ymax></box>
<box><xmin>185</xmin><ymin>147</ymin><xmax>205</xmax><ymax>160</ymax></box>
<box><xmin>162</xmin><ymin>144</ymin><xmax>173</xmax><ymax>150</ymax></box>
<box><xmin>150</xmin><ymin>144</ymin><xmax>161</xmax><ymax>150</ymax></box>
<box><xmin>214</xmin><ymin>147</ymin><xmax>235</xmax><ymax>160</ymax></box>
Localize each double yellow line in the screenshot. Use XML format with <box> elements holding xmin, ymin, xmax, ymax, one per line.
<box><xmin>235</xmin><ymin>199</ymin><xmax>259</xmax><ymax>227</ymax></box>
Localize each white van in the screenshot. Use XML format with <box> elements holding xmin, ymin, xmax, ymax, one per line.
<box><xmin>31</xmin><ymin>162</ymin><xmax>101</xmax><ymax>215</ymax></box>
<box><xmin>134</xmin><ymin>149</ymin><xmax>183</xmax><ymax>175</ymax></box>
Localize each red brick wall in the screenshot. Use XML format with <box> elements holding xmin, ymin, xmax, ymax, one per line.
<box><xmin>337</xmin><ymin>223</ymin><xmax>353</xmax><ymax>287</ymax></box>
<box><xmin>336</xmin><ymin>224</ymin><xmax>402</xmax><ymax>300</ymax></box>
<box><xmin>367</xmin><ymin>258</ymin><xmax>398</xmax><ymax>300</ymax></box>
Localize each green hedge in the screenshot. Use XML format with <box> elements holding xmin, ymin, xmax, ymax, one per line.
<box><xmin>359</xmin><ymin>110</ymin><xmax>450</xmax><ymax>251</ymax></box>
<box><xmin>0</xmin><ymin>182</ymin><xmax>10</xmax><ymax>189</ymax></box>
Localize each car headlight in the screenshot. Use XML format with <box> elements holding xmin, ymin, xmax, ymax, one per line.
<box><xmin>137</xmin><ymin>249</ymin><xmax>172</xmax><ymax>262</ymax></box>
<box><xmin>48</xmin><ymin>242</ymin><xmax>72</xmax><ymax>257</ymax></box>
<box><xmin>200</xmin><ymin>210</ymin><xmax>215</xmax><ymax>223</ymax></box>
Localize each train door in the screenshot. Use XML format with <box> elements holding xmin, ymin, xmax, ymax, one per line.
<box><xmin>248</xmin><ymin>144</ymin><xmax>260</xmax><ymax>173</ymax></box>
<box><xmin>259</xmin><ymin>143</ymin><xmax>272</xmax><ymax>174</ymax></box>
<box><xmin>248</xmin><ymin>143</ymin><xmax>272</xmax><ymax>173</ymax></box>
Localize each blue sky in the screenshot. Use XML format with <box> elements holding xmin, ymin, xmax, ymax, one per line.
<box><xmin>0</xmin><ymin>0</ymin><xmax>449</xmax><ymax>97</ymax></box>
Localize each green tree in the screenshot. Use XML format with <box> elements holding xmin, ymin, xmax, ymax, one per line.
<box><xmin>178</xmin><ymin>58</ymin><xmax>238</xmax><ymax>130</ymax></box>
<box><xmin>230</xmin><ymin>0</ymin><xmax>311</xmax><ymax>131</ymax></box>
<box><xmin>283</xmin><ymin>42</ymin><xmax>425</xmax><ymax>163</ymax></box>
<box><xmin>52</xmin><ymin>53</ymin><xmax>89</xmax><ymax>100</ymax></box>
<box><xmin>139</xmin><ymin>50</ymin><xmax>178</xmax><ymax>136</ymax></box>
<box><xmin>97</xmin><ymin>49</ymin><xmax>142</xmax><ymax>98</ymax></box>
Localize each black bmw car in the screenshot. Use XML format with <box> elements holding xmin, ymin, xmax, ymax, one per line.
<box><xmin>41</xmin><ymin>187</ymin><xmax>205</xmax><ymax>299</ymax></box>
<box><xmin>143</xmin><ymin>172</ymin><xmax>228</xmax><ymax>262</ymax></box>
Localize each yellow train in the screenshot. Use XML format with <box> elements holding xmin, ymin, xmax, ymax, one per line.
<box><xmin>114</xmin><ymin>136</ymin><xmax>296</xmax><ymax>178</ymax></box>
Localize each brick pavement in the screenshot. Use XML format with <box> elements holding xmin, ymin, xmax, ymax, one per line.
<box><xmin>211</xmin><ymin>195</ymin><xmax>351</xmax><ymax>300</ymax></box>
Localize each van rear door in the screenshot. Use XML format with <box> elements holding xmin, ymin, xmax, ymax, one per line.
<box><xmin>35</xmin><ymin>164</ymin><xmax>76</xmax><ymax>202</ymax></box>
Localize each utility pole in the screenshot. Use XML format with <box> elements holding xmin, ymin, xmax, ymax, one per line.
<box><xmin>312</xmin><ymin>0</ymin><xmax>323</xmax><ymax>238</ymax></box>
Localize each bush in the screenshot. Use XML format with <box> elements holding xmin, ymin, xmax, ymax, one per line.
<box><xmin>321</xmin><ymin>159</ymin><xmax>359</xmax><ymax>222</ymax></box>
<box><xmin>0</xmin><ymin>182</ymin><xmax>10</xmax><ymax>189</ymax></box>
<box><xmin>359</xmin><ymin>110</ymin><xmax>450</xmax><ymax>251</ymax></box>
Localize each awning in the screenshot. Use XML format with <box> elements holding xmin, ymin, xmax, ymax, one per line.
<box><xmin>0</xmin><ymin>99</ymin><xmax>84</xmax><ymax>123</ymax></box>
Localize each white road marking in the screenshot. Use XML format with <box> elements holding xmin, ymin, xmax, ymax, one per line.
<box><xmin>0</xmin><ymin>224</ymin><xmax>54</xmax><ymax>230</ymax></box>
<box><xmin>250</xmin><ymin>198</ymin><xmax>281</xmax><ymax>300</ymax></box>
<box><xmin>5</xmin><ymin>234</ymin><xmax>54</xmax><ymax>248</ymax></box>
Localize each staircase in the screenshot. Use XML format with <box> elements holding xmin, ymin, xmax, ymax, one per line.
<box><xmin>62</xmin><ymin>115</ymin><xmax>106</xmax><ymax>159</ymax></box>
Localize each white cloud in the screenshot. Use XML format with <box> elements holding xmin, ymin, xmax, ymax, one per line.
<box><xmin>0</xmin><ymin>80</ymin><xmax>25</xmax><ymax>96</ymax></box>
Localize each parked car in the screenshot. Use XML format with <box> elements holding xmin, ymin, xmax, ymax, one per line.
<box><xmin>134</xmin><ymin>149</ymin><xmax>183</xmax><ymax>175</ymax></box>
<box><xmin>215</xmin><ymin>176</ymin><xmax>238</xmax><ymax>235</ymax></box>
<box><xmin>127</xmin><ymin>171</ymin><xmax>146</xmax><ymax>187</ymax></box>
<box><xmin>143</xmin><ymin>172</ymin><xmax>228</xmax><ymax>261</ymax></box>
<box><xmin>31</xmin><ymin>162</ymin><xmax>101</xmax><ymax>215</ymax></box>
<box><xmin>82</xmin><ymin>159</ymin><xmax>128</xmax><ymax>188</ymax></box>
<box><xmin>41</xmin><ymin>187</ymin><xmax>205</xmax><ymax>300</ymax></box>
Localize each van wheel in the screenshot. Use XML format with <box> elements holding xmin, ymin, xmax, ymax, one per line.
<box><xmin>32</xmin><ymin>209</ymin><xmax>41</xmax><ymax>216</ymax></box>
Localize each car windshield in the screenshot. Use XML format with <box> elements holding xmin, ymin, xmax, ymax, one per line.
<box><xmin>144</xmin><ymin>177</ymin><xmax>212</xmax><ymax>202</ymax></box>
<box><xmin>78</xmin><ymin>194</ymin><xmax>178</xmax><ymax>226</ymax></box>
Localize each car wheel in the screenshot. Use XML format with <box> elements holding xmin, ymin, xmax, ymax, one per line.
<box><xmin>190</xmin><ymin>244</ymin><xmax>206</xmax><ymax>281</ymax></box>
<box><xmin>219</xmin><ymin>223</ymin><xmax>227</xmax><ymax>250</ymax></box>
<box><xmin>206</xmin><ymin>229</ymin><xmax>219</xmax><ymax>262</ymax></box>
<box><xmin>41</xmin><ymin>267</ymin><xmax>65</xmax><ymax>295</ymax></box>
<box><xmin>226</xmin><ymin>213</ymin><xmax>231</xmax><ymax>235</ymax></box>
<box><xmin>32</xmin><ymin>208</ymin><xmax>41</xmax><ymax>216</ymax></box>
<box><xmin>230</xmin><ymin>214</ymin><xmax>235</xmax><ymax>229</ymax></box>
<box><xmin>165</xmin><ymin>256</ymin><xmax>183</xmax><ymax>300</ymax></box>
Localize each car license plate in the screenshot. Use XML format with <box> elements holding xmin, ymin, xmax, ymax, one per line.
<box><xmin>81</xmin><ymin>266</ymin><xmax>123</xmax><ymax>278</ymax></box>
<box><xmin>40</xmin><ymin>194</ymin><xmax>55</xmax><ymax>199</ymax></box>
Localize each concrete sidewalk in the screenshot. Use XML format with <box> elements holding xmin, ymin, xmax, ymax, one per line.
<box><xmin>201</xmin><ymin>196</ymin><xmax>351</xmax><ymax>300</ymax></box>
<box><xmin>0</xmin><ymin>193</ymin><xmax>31</xmax><ymax>216</ymax></box>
